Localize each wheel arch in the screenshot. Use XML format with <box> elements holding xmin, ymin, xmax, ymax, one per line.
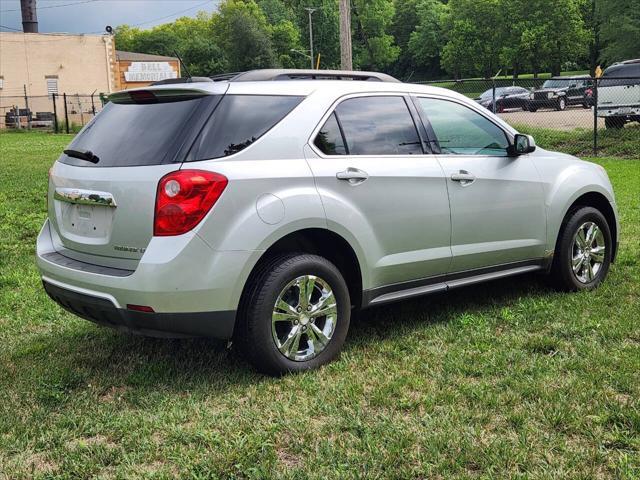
<box><xmin>554</xmin><ymin>191</ymin><xmax>618</xmax><ymax>262</ymax></box>
<box><xmin>238</xmin><ymin>228</ymin><xmax>364</xmax><ymax>312</ymax></box>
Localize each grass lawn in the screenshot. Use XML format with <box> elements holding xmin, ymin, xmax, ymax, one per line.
<box><xmin>0</xmin><ymin>132</ymin><xmax>638</xmax><ymax>479</ymax></box>
<box><xmin>517</xmin><ymin>124</ymin><xmax>640</xmax><ymax>159</ymax></box>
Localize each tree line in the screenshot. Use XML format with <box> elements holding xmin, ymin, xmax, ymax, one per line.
<box><xmin>114</xmin><ymin>0</ymin><xmax>640</xmax><ymax>81</ymax></box>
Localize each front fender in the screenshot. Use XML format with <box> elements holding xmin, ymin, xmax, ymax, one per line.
<box><xmin>542</xmin><ymin>161</ymin><xmax>616</xmax><ymax>251</ymax></box>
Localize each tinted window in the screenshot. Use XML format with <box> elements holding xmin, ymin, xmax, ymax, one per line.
<box><xmin>480</xmin><ymin>88</ymin><xmax>507</xmax><ymax>99</ymax></box>
<box><xmin>188</xmin><ymin>95</ymin><xmax>303</xmax><ymax>160</ymax></box>
<box><xmin>62</xmin><ymin>98</ymin><xmax>207</xmax><ymax>167</ymax></box>
<box><xmin>315</xmin><ymin>113</ymin><xmax>347</xmax><ymax>155</ymax></box>
<box><xmin>601</xmin><ymin>64</ymin><xmax>640</xmax><ymax>87</ymax></box>
<box><xmin>418</xmin><ymin>98</ymin><xmax>509</xmax><ymax>156</ymax></box>
<box><xmin>333</xmin><ymin>96</ymin><xmax>422</xmax><ymax>155</ymax></box>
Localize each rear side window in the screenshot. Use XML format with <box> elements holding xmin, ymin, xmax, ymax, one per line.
<box><xmin>329</xmin><ymin>96</ymin><xmax>423</xmax><ymax>156</ymax></box>
<box><xmin>188</xmin><ymin>95</ymin><xmax>303</xmax><ymax>161</ymax></box>
<box><xmin>314</xmin><ymin>113</ymin><xmax>347</xmax><ymax>155</ymax></box>
<box><xmin>62</xmin><ymin>97</ymin><xmax>209</xmax><ymax>167</ymax></box>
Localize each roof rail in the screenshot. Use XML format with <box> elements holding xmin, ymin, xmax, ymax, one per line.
<box><xmin>228</xmin><ymin>69</ymin><xmax>401</xmax><ymax>83</ymax></box>
<box><xmin>150</xmin><ymin>76</ymin><xmax>213</xmax><ymax>86</ymax></box>
<box><xmin>209</xmin><ymin>72</ymin><xmax>243</xmax><ymax>82</ymax></box>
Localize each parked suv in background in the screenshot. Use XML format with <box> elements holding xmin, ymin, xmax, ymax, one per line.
<box><xmin>528</xmin><ymin>75</ymin><xmax>593</xmax><ymax>111</ymax></box>
<box><xmin>37</xmin><ymin>69</ymin><xmax>619</xmax><ymax>375</ymax></box>
<box><xmin>598</xmin><ymin>59</ymin><xmax>640</xmax><ymax>129</ymax></box>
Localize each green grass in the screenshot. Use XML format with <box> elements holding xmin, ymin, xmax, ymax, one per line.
<box><xmin>0</xmin><ymin>132</ymin><xmax>639</xmax><ymax>479</ymax></box>
<box><xmin>517</xmin><ymin>124</ymin><xmax>640</xmax><ymax>159</ymax></box>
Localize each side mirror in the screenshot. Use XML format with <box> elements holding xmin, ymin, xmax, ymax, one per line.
<box><xmin>509</xmin><ymin>134</ymin><xmax>536</xmax><ymax>156</ymax></box>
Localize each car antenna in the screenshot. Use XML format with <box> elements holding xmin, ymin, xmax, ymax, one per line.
<box><xmin>173</xmin><ymin>50</ymin><xmax>192</xmax><ymax>82</ymax></box>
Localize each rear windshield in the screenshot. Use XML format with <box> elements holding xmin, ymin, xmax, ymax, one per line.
<box><xmin>601</xmin><ymin>64</ymin><xmax>640</xmax><ymax>87</ymax></box>
<box><xmin>61</xmin><ymin>97</ymin><xmax>211</xmax><ymax>167</ymax></box>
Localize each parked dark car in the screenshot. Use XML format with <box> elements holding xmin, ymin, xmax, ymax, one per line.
<box><xmin>528</xmin><ymin>75</ymin><xmax>593</xmax><ymax>111</ymax></box>
<box><xmin>475</xmin><ymin>86</ymin><xmax>531</xmax><ymax>112</ymax></box>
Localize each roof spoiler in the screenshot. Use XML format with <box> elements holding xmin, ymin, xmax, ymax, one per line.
<box><xmin>108</xmin><ymin>88</ymin><xmax>212</xmax><ymax>104</ymax></box>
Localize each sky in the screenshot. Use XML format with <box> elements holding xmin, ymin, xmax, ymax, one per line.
<box><xmin>0</xmin><ymin>0</ymin><xmax>221</xmax><ymax>35</ymax></box>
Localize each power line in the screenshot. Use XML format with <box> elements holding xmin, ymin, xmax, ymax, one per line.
<box><xmin>0</xmin><ymin>24</ymin><xmax>22</xmax><ymax>31</ymax></box>
<box><xmin>0</xmin><ymin>0</ymin><xmax>100</xmax><ymax>14</ymax></box>
<box><xmin>84</xmin><ymin>0</ymin><xmax>215</xmax><ymax>33</ymax></box>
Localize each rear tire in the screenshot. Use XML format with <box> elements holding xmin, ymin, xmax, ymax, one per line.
<box><xmin>548</xmin><ymin>207</ymin><xmax>612</xmax><ymax>291</ymax></box>
<box><xmin>529</xmin><ymin>106</ymin><xmax>538</xmax><ymax>112</ymax></box>
<box><xmin>236</xmin><ymin>253</ymin><xmax>351</xmax><ymax>376</ymax></box>
<box><xmin>605</xmin><ymin>117</ymin><xmax>625</xmax><ymax>129</ymax></box>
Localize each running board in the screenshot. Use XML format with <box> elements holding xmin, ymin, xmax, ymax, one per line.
<box><xmin>365</xmin><ymin>263</ymin><xmax>543</xmax><ymax>307</ymax></box>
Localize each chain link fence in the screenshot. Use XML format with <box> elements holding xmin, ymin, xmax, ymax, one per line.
<box><xmin>0</xmin><ymin>93</ymin><xmax>105</xmax><ymax>133</ymax></box>
<box><xmin>416</xmin><ymin>76</ymin><xmax>640</xmax><ymax>157</ymax></box>
<box><xmin>1</xmin><ymin>78</ymin><xmax>638</xmax><ymax>157</ymax></box>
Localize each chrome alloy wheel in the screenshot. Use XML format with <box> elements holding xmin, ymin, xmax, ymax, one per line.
<box><xmin>271</xmin><ymin>275</ymin><xmax>338</xmax><ymax>361</ymax></box>
<box><xmin>572</xmin><ymin>221</ymin><xmax>606</xmax><ymax>283</ymax></box>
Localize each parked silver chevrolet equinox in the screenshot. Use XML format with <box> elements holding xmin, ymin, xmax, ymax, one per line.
<box><xmin>37</xmin><ymin>69</ymin><xmax>619</xmax><ymax>375</ymax></box>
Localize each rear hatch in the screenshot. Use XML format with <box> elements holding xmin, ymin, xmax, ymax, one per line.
<box><xmin>47</xmin><ymin>84</ymin><xmax>226</xmax><ymax>268</ymax></box>
<box><xmin>598</xmin><ymin>63</ymin><xmax>640</xmax><ymax>109</ymax></box>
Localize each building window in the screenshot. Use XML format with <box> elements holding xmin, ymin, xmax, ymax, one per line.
<box><xmin>0</xmin><ymin>77</ymin><xmax>4</xmax><ymax>90</ymax></box>
<box><xmin>46</xmin><ymin>77</ymin><xmax>58</xmax><ymax>96</ymax></box>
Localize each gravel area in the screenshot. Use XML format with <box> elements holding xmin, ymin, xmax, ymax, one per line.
<box><xmin>498</xmin><ymin>107</ymin><xmax>604</xmax><ymax>131</ymax></box>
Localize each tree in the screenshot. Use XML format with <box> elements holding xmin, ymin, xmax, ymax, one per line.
<box><xmin>283</xmin><ymin>0</ymin><xmax>341</xmax><ymax>68</ymax></box>
<box><xmin>440</xmin><ymin>0</ymin><xmax>504</xmax><ymax>78</ymax></box>
<box><xmin>598</xmin><ymin>0</ymin><xmax>640</xmax><ymax>64</ymax></box>
<box><xmin>213</xmin><ymin>0</ymin><xmax>276</xmax><ymax>71</ymax></box>
<box><xmin>351</xmin><ymin>0</ymin><xmax>399</xmax><ymax>70</ymax></box>
<box><xmin>269</xmin><ymin>19</ymin><xmax>306</xmax><ymax>68</ymax></box>
<box><xmin>407</xmin><ymin>0</ymin><xmax>447</xmax><ymax>79</ymax></box>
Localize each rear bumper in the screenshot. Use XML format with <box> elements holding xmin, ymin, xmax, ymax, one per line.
<box><xmin>36</xmin><ymin>219</ymin><xmax>263</xmax><ymax>339</ymax></box>
<box><xmin>597</xmin><ymin>105</ymin><xmax>640</xmax><ymax>117</ymax></box>
<box><xmin>43</xmin><ymin>279</ymin><xmax>236</xmax><ymax>339</ymax></box>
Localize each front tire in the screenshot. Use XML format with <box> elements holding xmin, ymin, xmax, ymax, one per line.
<box><xmin>237</xmin><ymin>253</ymin><xmax>351</xmax><ymax>376</ymax></box>
<box><xmin>556</xmin><ymin>97</ymin><xmax>567</xmax><ymax>111</ymax></box>
<box><xmin>549</xmin><ymin>207</ymin><xmax>612</xmax><ymax>291</ymax></box>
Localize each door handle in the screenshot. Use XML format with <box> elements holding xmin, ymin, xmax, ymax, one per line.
<box><xmin>336</xmin><ymin>167</ymin><xmax>369</xmax><ymax>185</ymax></box>
<box><xmin>450</xmin><ymin>170</ymin><xmax>476</xmax><ymax>186</ymax></box>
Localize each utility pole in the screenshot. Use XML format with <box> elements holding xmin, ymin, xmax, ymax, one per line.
<box><xmin>20</xmin><ymin>0</ymin><xmax>38</xmax><ymax>33</ymax></box>
<box><xmin>339</xmin><ymin>0</ymin><xmax>353</xmax><ymax>70</ymax></box>
<box><xmin>305</xmin><ymin>8</ymin><xmax>317</xmax><ymax>70</ymax></box>
<box><xmin>23</xmin><ymin>84</ymin><xmax>31</xmax><ymax>130</ymax></box>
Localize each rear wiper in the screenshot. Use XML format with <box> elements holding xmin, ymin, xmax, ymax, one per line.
<box><xmin>63</xmin><ymin>148</ymin><xmax>99</xmax><ymax>164</ymax></box>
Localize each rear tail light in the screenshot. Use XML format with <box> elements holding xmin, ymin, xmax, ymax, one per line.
<box><xmin>586</xmin><ymin>88</ymin><xmax>593</xmax><ymax>97</ymax></box>
<box><xmin>154</xmin><ymin>170</ymin><xmax>228</xmax><ymax>236</ymax></box>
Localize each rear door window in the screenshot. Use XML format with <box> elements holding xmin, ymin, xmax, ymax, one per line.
<box><xmin>187</xmin><ymin>95</ymin><xmax>303</xmax><ymax>161</ymax></box>
<box><xmin>61</xmin><ymin>96</ymin><xmax>214</xmax><ymax>167</ymax></box>
<box><xmin>324</xmin><ymin>96</ymin><xmax>423</xmax><ymax>156</ymax></box>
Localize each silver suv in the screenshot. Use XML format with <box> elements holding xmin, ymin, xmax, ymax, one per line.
<box><xmin>37</xmin><ymin>69</ymin><xmax>619</xmax><ymax>375</ymax></box>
